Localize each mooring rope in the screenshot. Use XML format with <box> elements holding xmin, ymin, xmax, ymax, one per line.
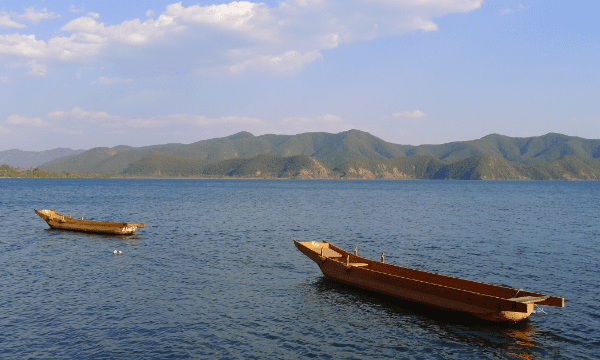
<box><xmin>534</xmin><ymin>304</ymin><xmax>547</xmax><ymax>315</ymax></box>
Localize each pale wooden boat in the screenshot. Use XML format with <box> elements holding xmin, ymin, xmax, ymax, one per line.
<box><xmin>35</xmin><ymin>209</ymin><xmax>145</xmax><ymax>235</ymax></box>
<box><xmin>294</xmin><ymin>239</ymin><xmax>564</xmax><ymax>322</ymax></box>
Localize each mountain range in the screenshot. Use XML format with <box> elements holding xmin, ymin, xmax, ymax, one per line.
<box><xmin>3</xmin><ymin>130</ymin><xmax>600</xmax><ymax>180</ymax></box>
<box><xmin>0</xmin><ymin>148</ymin><xmax>85</xmax><ymax>168</ymax></box>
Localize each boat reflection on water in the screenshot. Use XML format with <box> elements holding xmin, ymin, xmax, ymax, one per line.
<box><xmin>503</xmin><ymin>325</ymin><xmax>537</xmax><ymax>359</ymax></box>
<box><xmin>44</xmin><ymin>227</ymin><xmax>141</xmax><ymax>239</ymax></box>
<box><xmin>299</xmin><ymin>277</ymin><xmax>547</xmax><ymax>359</ymax></box>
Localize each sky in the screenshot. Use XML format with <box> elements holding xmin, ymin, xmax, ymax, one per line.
<box><xmin>0</xmin><ymin>0</ymin><xmax>599</xmax><ymax>151</ymax></box>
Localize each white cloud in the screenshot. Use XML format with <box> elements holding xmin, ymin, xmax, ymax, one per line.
<box><xmin>146</xmin><ymin>10</ymin><xmax>155</xmax><ymax>18</ymax></box>
<box><xmin>500</xmin><ymin>4</ymin><xmax>525</xmax><ymax>15</ymax></box>
<box><xmin>281</xmin><ymin>114</ymin><xmax>342</xmax><ymax>125</ymax></box>
<box><xmin>6</xmin><ymin>60</ymin><xmax>48</xmax><ymax>77</ymax></box>
<box><xmin>0</xmin><ymin>33</ymin><xmax>48</xmax><ymax>57</ymax></box>
<box><xmin>19</xmin><ymin>8</ymin><xmax>61</xmax><ymax>24</ymax></box>
<box><xmin>0</xmin><ymin>0</ymin><xmax>482</xmax><ymax>75</ymax></box>
<box><xmin>48</xmin><ymin>107</ymin><xmax>123</xmax><ymax>122</ymax></box>
<box><xmin>3</xmin><ymin>107</ymin><xmax>386</xmax><ymax>148</ymax></box>
<box><xmin>5</xmin><ymin>114</ymin><xmax>49</xmax><ymax>127</ymax></box>
<box><xmin>0</xmin><ymin>13</ymin><xmax>26</xmax><ymax>28</ymax></box>
<box><xmin>0</xmin><ymin>76</ymin><xmax>11</xmax><ymax>83</ymax></box>
<box><xmin>89</xmin><ymin>76</ymin><xmax>133</xmax><ymax>85</ymax></box>
<box><xmin>387</xmin><ymin>110</ymin><xmax>427</xmax><ymax>119</ymax></box>
<box><xmin>288</xmin><ymin>0</ymin><xmax>324</xmax><ymax>7</ymax></box>
<box><xmin>126</xmin><ymin>114</ymin><xmax>266</xmax><ymax>128</ymax></box>
<box><xmin>164</xmin><ymin>2</ymin><xmax>269</xmax><ymax>35</ymax></box>
<box><xmin>26</xmin><ymin>60</ymin><xmax>47</xmax><ymax>76</ymax></box>
<box><xmin>46</xmin><ymin>108</ymin><xmax>266</xmax><ymax>129</ymax></box>
<box><xmin>0</xmin><ymin>125</ymin><xmax>12</xmax><ymax>135</ymax></box>
<box><xmin>70</xmin><ymin>5</ymin><xmax>84</xmax><ymax>13</ymax></box>
<box><xmin>47</xmin><ymin>33</ymin><xmax>106</xmax><ymax>60</ymax></box>
<box><xmin>75</xmin><ymin>66</ymin><xmax>95</xmax><ymax>79</ymax></box>
<box><xmin>229</xmin><ymin>50</ymin><xmax>323</xmax><ymax>73</ymax></box>
<box><xmin>59</xmin><ymin>14</ymin><xmax>183</xmax><ymax>46</ymax></box>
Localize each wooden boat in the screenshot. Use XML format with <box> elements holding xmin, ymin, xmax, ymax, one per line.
<box><xmin>294</xmin><ymin>239</ymin><xmax>564</xmax><ymax>322</ymax></box>
<box><xmin>35</xmin><ymin>209</ymin><xmax>145</xmax><ymax>235</ymax></box>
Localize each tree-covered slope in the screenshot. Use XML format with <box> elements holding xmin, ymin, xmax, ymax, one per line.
<box><xmin>431</xmin><ymin>154</ymin><xmax>600</xmax><ymax>180</ymax></box>
<box><xmin>0</xmin><ymin>148</ymin><xmax>85</xmax><ymax>168</ymax></box>
<box><xmin>0</xmin><ymin>164</ymin><xmax>103</xmax><ymax>178</ymax></box>
<box><xmin>334</xmin><ymin>155</ymin><xmax>446</xmax><ymax>179</ymax></box>
<box><xmin>38</xmin><ymin>131</ymin><xmax>600</xmax><ymax>175</ymax></box>
<box><xmin>122</xmin><ymin>153</ymin><xmax>333</xmax><ymax>179</ymax></box>
<box><xmin>416</xmin><ymin>133</ymin><xmax>600</xmax><ymax>164</ymax></box>
<box><xmin>39</xmin><ymin>130</ymin><xmax>406</xmax><ymax>173</ymax></box>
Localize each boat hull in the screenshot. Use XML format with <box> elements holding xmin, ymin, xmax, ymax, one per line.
<box><xmin>294</xmin><ymin>240</ymin><xmax>564</xmax><ymax>323</ymax></box>
<box><xmin>35</xmin><ymin>209</ymin><xmax>144</xmax><ymax>235</ymax></box>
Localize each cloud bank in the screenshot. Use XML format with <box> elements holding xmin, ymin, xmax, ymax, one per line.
<box><xmin>392</xmin><ymin>110</ymin><xmax>427</xmax><ymax>118</ymax></box>
<box><xmin>0</xmin><ymin>0</ymin><xmax>482</xmax><ymax>76</ymax></box>
<box><xmin>2</xmin><ymin>107</ymin><xmax>356</xmax><ymax>148</ymax></box>
<box><xmin>6</xmin><ymin>114</ymin><xmax>49</xmax><ymax>127</ymax></box>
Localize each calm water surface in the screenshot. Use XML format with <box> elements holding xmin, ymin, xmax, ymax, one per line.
<box><xmin>1</xmin><ymin>179</ymin><xmax>599</xmax><ymax>359</ymax></box>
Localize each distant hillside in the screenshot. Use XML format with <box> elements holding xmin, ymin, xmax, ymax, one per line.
<box><xmin>111</xmin><ymin>152</ymin><xmax>600</xmax><ymax>180</ymax></box>
<box><xmin>334</xmin><ymin>154</ymin><xmax>600</xmax><ymax>180</ymax></box>
<box><xmin>122</xmin><ymin>154</ymin><xmax>333</xmax><ymax>179</ymax></box>
<box><xmin>433</xmin><ymin>154</ymin><xmax>600</xmax><ymax>180</ymax></box>
<box><xmin>37</xmin><ymin>130</ymin><xmax>600</xmax><ymax>176</ymax></box>
<box><xmin>0</xmin><ymin>164</ymin><xmax>103</xmax><ymax>178</ymax></box>
<box><xmin>41</xmin><ymin>130</ymin><xmax>407</xmax><ymax>174</ymax></box>
<box><xmin>334</xmin><ymin>156</ymin><xmax>446</xmax><ymax>179</ymax></box>
<box><xmin>122</xmin><ymin>154</ymin><xmax>210</xmax><ymax>177</ymax></box>
<box><xmin>0</xmin><ymin>148</ymin><xmax>85</xmax><ymax>168</ymax></box>
<box><xmin>5</xmin><ymin>153</ymin><xmax>600</xmax><ymax>180</ymax></box>
<box><xmin>415</xmin><ymin>133</ymin><xmax>600</xmax><ymax>164</ymax></box>
<box><xmin>40</xmin><ymin>145</ymin><xmax>146</xmax><ymax>174</ymax></box>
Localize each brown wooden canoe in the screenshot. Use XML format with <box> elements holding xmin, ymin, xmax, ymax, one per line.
<box><xmin>294</xmin><ymin>239</ymin><xmax>564</xmax><ymax>322</ymax></box>
<box><xmin>35</xmin><ymin>209</ymin><xmax>145</xmax><ymax>235</ymax></box>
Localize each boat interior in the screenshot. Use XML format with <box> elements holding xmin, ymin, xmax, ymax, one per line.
<box><xmin>295</xmin><ymin>239</ymin><xmax>564</xmax><ymax>307</ymax></box>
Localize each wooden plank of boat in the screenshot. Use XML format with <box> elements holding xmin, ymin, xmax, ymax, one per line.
<box><xmin>294</xmin><ymin>239</ymin><xmax>564</xmax><ymax>322</ymax></box>
<box><xmin>35</xmin><ymin>209</ymin><xmax>145</xmax><ymax>235</ymax></box>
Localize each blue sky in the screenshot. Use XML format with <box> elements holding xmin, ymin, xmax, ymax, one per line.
<box><xmin>1</xmin><ymin>0</ymin><xmax>599</xmax><ymax>151</ymax></box>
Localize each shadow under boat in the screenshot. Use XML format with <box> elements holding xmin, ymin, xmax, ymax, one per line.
<box><xmin>304</xmin><ymin>276</ymin><xmax>546</xmax><ymax>359</ymax></box>
<box><xmin>44</xmin><ymin>227</ymin><xmax>141</xmax><ymax>240</ymax></box>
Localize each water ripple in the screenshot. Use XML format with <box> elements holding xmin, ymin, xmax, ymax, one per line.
<box><xmin>0</xmin><ymin>179</ymin><xmax>598</xmax><ymax>359</ymax></box>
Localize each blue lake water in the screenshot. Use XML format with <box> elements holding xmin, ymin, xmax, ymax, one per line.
<box><xmin>1</xmin><ymin>179</ymin><xmax>599</xmax><ymax>359</ymax></box>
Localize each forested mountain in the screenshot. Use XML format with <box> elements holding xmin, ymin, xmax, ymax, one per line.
<box><xmin>122</xmin><ymin>154</ymin><xmax>332</xmax><ymax>179</ymax></box>
<box><xmin>5</xmin><ymin>152</ymin><xmax>600</xmax><ymax>180</ymax></box>
<box><xmin>413</xmin><ymin>133</ymin><xmax>600</xmax><ymax>164</ymax></box>
<box><xmin>40</xmin><ymin>130</ymin><xmax>408</xmax><ymax>173</ymax></box>
<box><xmin>335</xmin><ymin>154</ymin><xmax>600</xmax><ymax>180</ymax></box>
<box><xmin>36</xmin><ymin>130</ymin><xmax>600</xmax><ymax>176</ymax></box>
<box><xmin>0</xmin><ymin>148</ymin><xmax>84</xmax><ymax>168</ymax></box>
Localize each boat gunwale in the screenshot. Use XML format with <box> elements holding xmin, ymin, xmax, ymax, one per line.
<box><xmin>35</xmin><ymin>209</ymin><xmax>145</xmax><ymax>235</ymax></box>
<box><xmin>35</xmin><ymin>209</ymin><xmax>145</xmax><ymax>228</ymax></box>
<box><xmin>294</xmin><ymin>240</ymin><xmax>564</xmax><ymax>311</ymax></box>
<box><xmin>325</xmin><ymin>242</ymin><xmax>541</xmax><ymax>299</ymax></box>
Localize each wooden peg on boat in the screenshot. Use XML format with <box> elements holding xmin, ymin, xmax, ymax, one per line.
<box><xmin>321</xmin><ymin>247</ymin><xmax>323</xmax><ymax>256</ymax></box>
<box><xmin>346</xmin><ymin>254</ymin><xmax>350</xmax><ymax>266</ymax></box>
<box><xmin>381</xmin><ymin>253</ymin><xmax>385</xmax><ymax>263</ymax></box>
<box><xmin>354</xmin><ymin>246</ymin><xmax>357</xmax><ymax>255</ymax></box>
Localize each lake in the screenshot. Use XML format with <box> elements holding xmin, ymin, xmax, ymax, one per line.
<box><xmin>1</xmin><ymin>179</ymin><xmax>598</xmax><ymax>359</ymax></box>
